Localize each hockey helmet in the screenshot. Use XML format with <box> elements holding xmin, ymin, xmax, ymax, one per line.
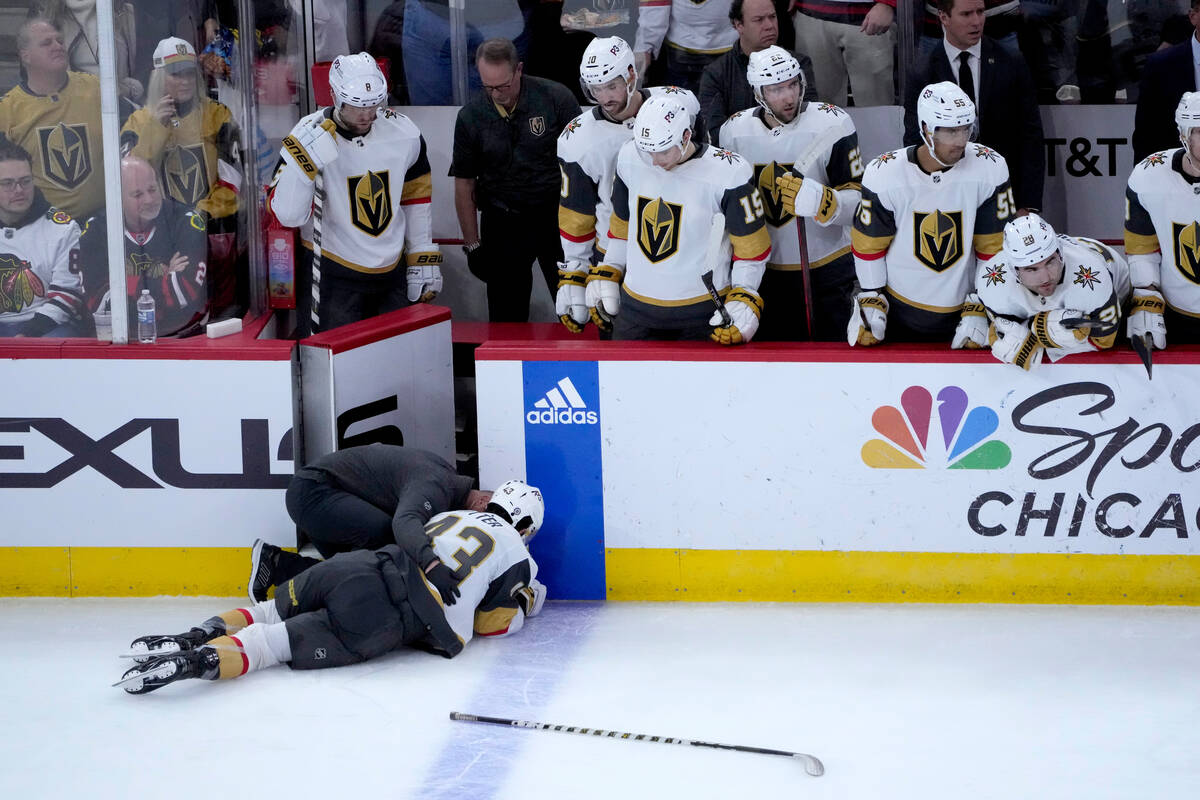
<box><xmin>634</xmin><ymin>95</ymin><xmax>692</xmax><ymax>155</ymax></box>
<box><xmin>916</xmin><ymin>81</ymin><xmax>976</xmax><ymax>139</ymax></box>
<box><xmin>1002</xmin><ymin>213</ymin><xmax>1060</xmax><ymax>268</ymax></box>
<box><xmin>747</xmin><ymin>46</ymin><xmax>805</xmax><ymax>103</ymax></box>
<box><xmin>489</xmin><ymin>480</ymin><xmax>545</xmax><ymax>540</ymax></box>
<box><xmin>1177</xmin><ymin>91</ymin><xmax>1200</xmax><ymax>144</ymax></box>
<box><xmin>329</xmin><ymin>52</ymin><xmax>387</xmax><ymax>109</ymax></box>
<box><xmin>580</xmin><ymin>36</ymin><xmax>637</xmax><ymax>105</ymax></box>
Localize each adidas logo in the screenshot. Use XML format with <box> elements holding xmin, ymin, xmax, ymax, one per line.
<box><xmin>527</xmin><ymin>377</ymin><xmax>598</xmax><ymax>425</ymax></box>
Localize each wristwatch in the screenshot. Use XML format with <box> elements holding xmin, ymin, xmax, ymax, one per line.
<box><xmin>462</xmin><ymin>241</ymin><xmax>481</xmax><ymax>255</ymax></box>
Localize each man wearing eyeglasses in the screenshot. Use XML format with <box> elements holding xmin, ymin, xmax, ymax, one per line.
<box><xmin>451</xmin><ymin>38</ymin><xmax>581</xmax><ymax>322</ymax></box>
<box><xmin>0</xmin><ymin>138</ymin><xmax>85</xmax><ymax>338</ymax></box>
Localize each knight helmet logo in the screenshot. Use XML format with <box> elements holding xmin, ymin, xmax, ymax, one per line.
<box><xmin>1171</xmin><ymin>221</ymin><xmax>1200</xmax><ymax>285</ymax></box>
<box><xmin>913</xmin><ymin>210</ymin><xmax>964</xmax><ymax>272</ymax></box>
<box><xmin>636</xmin><ymin>196</ymin><xmax>682</xmax><ymax>263</ymax></box>
<box><xmin>347</xmin><ymin>170</ymin><xmax>393</xmax><ymax>237</ymax></box>
<box><xmin>37</xmin><ymin>123</ymin><xmax>92</xmax><ymax>189</ymax></box>
<box><xmin>754</xmin><ymin>161</ymin><xmax>794</xmax><ymax>227</ymax></box>
<box><xmin>162</xmin><ymin>144</ymin><xmax>210</xmax><ymax>205</ymax></box>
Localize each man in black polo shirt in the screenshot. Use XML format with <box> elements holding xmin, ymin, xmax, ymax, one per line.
<box><xmin>450</xmin><ymin>38</ymin><xmax>581</xmax><ymax>322</ymax></box>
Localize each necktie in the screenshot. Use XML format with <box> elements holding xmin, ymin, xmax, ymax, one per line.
<box><xmin>958</xmin><ymin>51</ymin><xmax>975</xmax><ymax>103</ymax></box>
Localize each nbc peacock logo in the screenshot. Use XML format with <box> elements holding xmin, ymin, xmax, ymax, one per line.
<box><xmin>861</xmin><ymin>386</ymin><xmax>1012</xmax><ymax>470</ymax></box>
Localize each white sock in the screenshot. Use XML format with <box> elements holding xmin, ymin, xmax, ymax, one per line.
<box><xmin>249</xmin><ymin>599</ymin><xmax>282</xmax><ymax>626</ymax></box>
<box><xmin>264</xmin><ymin>621</ymin><xmax>293</xmax><ymax>663</ymax></box>
<box><xmin>228</xmin><ymin>623</ymin><xmax>290</xmax><ymax>672</ymax></box>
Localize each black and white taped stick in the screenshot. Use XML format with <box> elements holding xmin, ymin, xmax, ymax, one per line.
<box><xmin>700</xmin><ymin>270</ymin><xmax>732</xmax><ymax>327</ymax></box>
<box><xmin>449</xmin><ymin>712</ymin><xmax>824</xmax><ymax>776</ymax></box>
<box><xmin>310</xmin><ymin>173</ymin><xmax>325</xmax><ymax>330</ymax></box>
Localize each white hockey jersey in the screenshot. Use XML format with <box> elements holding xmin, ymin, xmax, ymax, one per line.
<box><xmin>269</xmin><ymin>107</ymin><xmax>437</xmax><ymax>278</ymax></box>
<box><xmin>0</xmin><ymin>199</ymin><xmax>83</xmax><ymax>328</ymax></box>
<box><xmin>1124</xmin><ymin>148</ymin><xmax>1200</xmax><ymax>317</ymax></box>
<box><xmin>977</xmin><ymin>235</ymin><xmax>1131</xmax><ymax>355</ymax></box>
<box><xmin>605</xmin><ymin>141</ymin><xmax>772</xmax><ymax>304</ymax></box>
<box><xmin>558</xmin><ymin>86</ymin><xmax>700</xmax><ymax>267</ymax></box>
<box><xmin>420</xmin><ymin>510</ymin><xmax>544</xmax><ymax>648</ymax></box>
<box><xmin>634</xmin><ymin>0</ymin><xmax>737</xmax><ymax>57</ymax></box>
<box><xmin>717</xmin><ymin>102</ymin><xmax>862</xmax><ymax>273</ymax></box>
<box><xmin>852</xmin><ymin>143</ymin><xmax>1011</xmax><ymax>314</ymax></box>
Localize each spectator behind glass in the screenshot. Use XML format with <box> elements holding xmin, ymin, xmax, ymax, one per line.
<box><xmin>0</xmin><ymin>138</ymin><xmax>85</xmax><ymax>339</ymax></box>
<box><xmin>31</xmin><ymin>0</ymin><xmax>142</xmax><ymax>110</ymax></box>
<box><xmin>0</xmin><ymin>18</ymin><xmax>106</xmax><ymax>222</ymax></box>
<box><xmin>634</xmin><ymin>0</ymin><xmax>737</xmax><ymax>94</ymax></box>
<box><xmin>121</xmin><ymin>36</ymin><xmax>244</xmax><ymax>317</ymax></box>
<box><xmin>119</xmin><ymin>155</ymin><xmax>209</xmax><ymax>338</ymax></box>
<box><xmin>1019</xmin><ymin>0</ymin><xmax>1080</xmax><ymax>104</ymax></box>
<box><xmin>1132</xmin><ymin>1</ymin><xmax>1200</xmax><ymax>160</ymax></box>
<box><xmin>367</xmin><ymin>1</ymin><xmax>410</xmax><ymax>104</ymax></box>
<box><xmin>790</xmin><ymin>1</ymin><xmax>896</xmax><ymax>107</ymax></box>
<box><xmin>699</xmin><ymin>0</ymin><xmax>818</xmax><ymax>146</ymax></box>
<box><xmin>450</xmin><ymin>38</ymin><xmax>581</xmax><ymax>322</ymax></box>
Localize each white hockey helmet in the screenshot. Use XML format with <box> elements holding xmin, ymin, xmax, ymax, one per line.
<box><xmin>1176</xmin><ymin>91</ymin><xmax>1200</xmax><ymax>144</ymax></box>
<box><xmin>634</xmin><ymin>95</ymin><xmax>692</xmax><ymax>154</ymax></box>
<box><xmin>746</xmin><ymin>46</ymin><xmax>805</xmax><ymax>108</ymax></box>
<box><xmin>328</xmin><ymin>52</ymin><xmax>387</xmax><ymax>109</ymax></box>
<box><xmin>917</xmin><ymin>81</ymin><xmax>976</xmax><ymax>140</ymax></box>
<box><xmin>580</xmin><ymin>36</ymin><xmax>637</xmax><ymax>103</ymax></box>
<box><xmin>489</xmin><ymin>480</ymin><xmax>545</xmax><ymax>540</ymax></box>
<box><xmin>1002</xmin><ymin>213</ymin><xmax>1060</xmax><ymax>268</ymax></box>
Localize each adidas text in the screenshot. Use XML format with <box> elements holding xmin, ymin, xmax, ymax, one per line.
<box><xmin>526</xmin><ymin>409</ymin><xmax>598</xmax><ymax>425</ymax></box>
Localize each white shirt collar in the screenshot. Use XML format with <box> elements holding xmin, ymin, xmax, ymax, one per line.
<box><xmin>943</xmin><ymin>39</ymin><xmax>982</xmax><ymax>65</ymax></box>
<box><xmin>1191</xmin><ymin>33</ymin><xmax>1200</xmax><ymax>66</ymax></box>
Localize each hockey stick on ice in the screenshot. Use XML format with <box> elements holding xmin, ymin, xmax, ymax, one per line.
<box><xmin>449</xmin><ymin>711</ymin><xmax>825</xmax><ymax>776</ymax></box>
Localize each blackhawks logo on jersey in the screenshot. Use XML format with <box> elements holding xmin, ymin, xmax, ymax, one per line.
<box><xmin>1073</xmin><ymin>264</ymin><xmax>1101</xmax><ymax>290</ymax></box>
<box><xmin>912</xmin><ymin>210</ymin><xmax>963</xmax><ymax>272</ymax></box>
<box><xmin>753</xmin><ymin>161</ymin><xmax>794</xmax><ymax>227</ymax></box>
<box><xmin>1171</xmin><ymin>221</ymin><xmax>1200</xmax><ymax>285</ymax></box>
<box><xmin>162</xmin><ymin>144</ymin><xmax>211</xmax><ymax>205</ymax></box>
<box><xmin>347</xmin><ymin>170</ymin><xmax>393</xmax><ymax>237</ymax></box>
<box><xmin>127</xmin><ymin>252</ymin><xmax>169</xmax><ymax>279</ymax></box>
<box><xmin>37</xmin><ymin>122</ymin><xmax>92</xmax><ymax>190</ymax></box>
<box><xmin>636</xmin><ymin>195</ymin><xmax>682</xmax><ymax>263</ymax></box>
<box><xmin>0</xmin><ymin>254</ymin><xmax>44</xmax><ymax>312</ymax></box>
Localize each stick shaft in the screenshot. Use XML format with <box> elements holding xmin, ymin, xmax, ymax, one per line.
<box><xmin>449</xmin><ymin>712</ymin><xmax>824</xmax><ymax>776</ymax></box>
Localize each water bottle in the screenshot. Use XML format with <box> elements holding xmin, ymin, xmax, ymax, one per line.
<box><xmin>136</xmin><ymin>289</ymin><xmax>156</xmax><ymax>344</ymax></box>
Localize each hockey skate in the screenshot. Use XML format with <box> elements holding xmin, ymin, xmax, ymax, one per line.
<box><xmin>114</xmin><ymin>647</ymin><xmax>220</xmax><ymax>694</ymax></box>
<box><xmin>124</xmin><ymin>628</ymin><xmax>215</xmax><ymax>663</ymax></box>
<box><xmin>249</xmin><ymin>538</ymin><xmax>321</xmax><ymax>602</ymax></box>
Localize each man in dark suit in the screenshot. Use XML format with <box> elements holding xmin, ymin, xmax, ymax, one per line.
<box><xmin>903</xmin><ymin>0</ymin><xmax>1044</xmax><ymax>214</ymax></box>
<box><xmin>1132</xmin><ymin>1</ymin><xmax>1200</xmax><ymax>161</ymax></box>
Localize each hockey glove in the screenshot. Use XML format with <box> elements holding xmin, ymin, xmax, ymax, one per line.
<box><xmin>555</xmin><ymin>261</ymin><xmax>589</xmax><ymax>333</ymax></box>
<box><xmin>585</xmin><ymin>264</ymin><xmax>622</xmax><ymax>332</ymax></box>
<box><xmin>280</xmin><ymin>117</ymin><xmax>338</xmax><ymax>179</ymax></box>
<box><xmin>514</xmin><ymin>578</ymin><xmax>547</xmax><ymax>618</ymax></box>
<box><xmin>405</xmin><ymin>251</ymin><xmax>444</xmax><ymax>303</ymax></box>
<box><xmin>775</xmin><ymin>173</ymin><xmax>838</xmax><ymax>224</ymax></box>
<box><xmin>709</xmin><ymin>287</ymin><xmax>763</xmax><ymax>345</ymax></box>
<box><xmin>990</xmin><ymin>317</ymin><xmax>1044</xmax><ymax>370</ymax></box>
<box><xmin>424</xmin><ymin>560</ymin><xmax>461</xmax><ymax>606</ymax></box>
<box><xmin>951</xmin><ymin>293</ymin><xmax>990</xmax><ymax>349</ymax></box>
<box><xmin>847</xmin><ymin>290</ymin><xmax>887</xmax><ymax>346</ymax></box>
<box><xmin>1030</xmin><ymin>308</ymin><xmax>1093</xmax><ymax>354</ymax></box>
<box><xmin>1127</xmin><ymin>289</ymin><xmax>1166</xmax><ymax>350</ymax></box>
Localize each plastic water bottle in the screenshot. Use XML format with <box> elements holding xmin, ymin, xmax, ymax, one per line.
<box><xmin>136</xmin><ymin>289</ymin><xmax>156</xmax><ymax>344</ymax></box>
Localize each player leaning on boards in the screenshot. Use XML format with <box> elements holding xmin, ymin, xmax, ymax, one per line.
<box><xmin>269</xmin><ymin>52</ymin><xmax>442</xmax><ymax>335</ymax></box>
<box><xmin>1124</xmin><ymin>91</ymin><xmax>1200</xmax><ymax>348</ymax></box>
<box><xmin>975</xmin><ymin>213</ymin><xmax>1131</xmax><ymax>369</ymax></box>
<box><xmin>718</xmin><ymin>45</ymin><xmax>863</xmax><ymax>341</ymax></box>
<box><xmin>115</xmin><ymin>483</ymin><xmax>546</xmax><ymax>694</ymax></box>
<box><xmin>850</xmin><ymin>80</ymin><xmax>1012</xmax><ymax>347</ymax></box>
<box><xmin>555</xmin><ymin>36</ymin><xmax>700</xmax><ymax>334</ymax></box>
<box><xmin>585</xmin><ymin>94</ymin><xmax>772</xmax><ymax>343</ymax></box>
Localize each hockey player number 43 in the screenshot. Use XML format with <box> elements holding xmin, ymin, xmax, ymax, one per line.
<box><xmin>426</xmin><ymin>514</ymin><xmax>497</xmax><ymax>580</ymax></box>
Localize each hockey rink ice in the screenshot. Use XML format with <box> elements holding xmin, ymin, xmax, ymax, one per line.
<box><xmin>2</xmin><ymin>598</ymin><xmax>1197</xmax><ymax>798</ymax></box>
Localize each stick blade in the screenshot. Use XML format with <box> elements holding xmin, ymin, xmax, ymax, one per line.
<box><xmin>1131</xmin><ymin>333</ymin><xmax>1153</xmax><ymax>379</ymax></box>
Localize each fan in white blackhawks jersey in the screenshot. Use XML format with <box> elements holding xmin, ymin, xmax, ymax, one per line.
<box><xmin>585</xmin><ymin>94</ymin><xmax>772</xmax><ymax>343</ymax></box>
<box><xmin>269</xmin><ymin>52</ymin><xmax>442</xmax><ymax>335</ymax></box>
<box><xmin>1124</xmin><ymin>91</ymin><xmax>1200</xmax><ymax>346</ymax></box>
<box><xmin>717</xmin><ymin>45</ymin><xmax>862</xmax><ymax>341</ymax></box>
<box><xmin>975</xmin><ymin>213</ymin><xmax>1131</xmax><ymax>370</ymax></box>
<box><xmin>115</xmin><ymin>481</ymin><xmax>547</xmax><ymax>694</ymax></box>
<box><xmin>850</xmin><ymin>81</ymin><xmax>1012</xmax><ymax>346</ymax></box>
<box><xmin>556</xmin><ymin>36</ymin><xmax>700</xmax><ymax>333</ymax></box>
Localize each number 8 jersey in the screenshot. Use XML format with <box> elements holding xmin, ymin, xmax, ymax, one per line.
<box><xmin>422</xmin><ymin>510</ymin><xmax>545</xmax><ymax>647</ymax></box>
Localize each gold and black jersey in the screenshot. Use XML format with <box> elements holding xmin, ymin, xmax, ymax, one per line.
<box><xmin>1125</xmin><ymin>148</ymin><xmax>1200</xmax><ymax>317</ymax></box>
<box><xmin>0</xmin><ymin>72</ymin><xmax>105</xmax><ymax>220</ymax></box>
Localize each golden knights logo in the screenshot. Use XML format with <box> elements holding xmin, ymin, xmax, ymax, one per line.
<box><xmin>1073</xmin><ymin>264</ymin><xmax>1101</xmax><ymax>290</ymax></box>
<box><xmin>753</xmin><ymin>161</ymin><xmax>794</xmax><ymax>227</ymax></box>
<box><xmin>162</xmin><ymin>144</ymin><xmax>210</xmax><ymax>205</ymax></box>
<box><xmin>348</xmin><ymin>170</ymin><xmax>393</xmax><ymax>237</ymax></box>
<box><xmin>0</xmin><ymin>254</ymin><xmax>44</xmax><ymax>312</ymax></box>
<box><xmin>1171</xmin><ymin>221</ymin><xmax>1200</xmax><ymax>285</ymax></box>
<box><xmin>530</xmin><ymin>116</ymin><xmax>547</xmax><ymax>137</ymax></box>
<box><xmin>636</xmin><ymin>195</ymin><xmax>682</xmax><ymax>263</ymax></box>
<box><xmin>37</xmin><ymin>123</ymin><xmax>92</xmax><ymax>189</ymax></box>
<box><xmin>912</xmin><ymin>210</ymin><xmax>963</xmax><ymax>272</ymax></box>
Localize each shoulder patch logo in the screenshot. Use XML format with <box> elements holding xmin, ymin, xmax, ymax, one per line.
<box><xmin>712</xmin><ymin>148</ymin><xmax>739</xmax><ymax>164</ymax></box>
<box><xmin>1073</xmin><ymin>264</ymin><xmax>1101</xmax><ymax>290</ymax></box>
<box><xmin>50</xmin><ymin>210</ymin><xmax>71</xmax><ymax>224</ymax></box>
<box><xmin>983</xmin><ymin>262</ymin><xmax>1006</xmax><ymax>286</ymax></box>
<box><xmin>529</xmin><ymin>116</ymin><xmax>547</xmax><ymax>137</ymax></box>
<box><xmin>562</xmin><ymin>118</ymin><xmax>582</xmax><ymax>139</ymax></box>
<box><xmin>874</xmin><ymin>151</ymin><xmax>897</xmax><ymax>166</ymax></box>
<box><xmin>1141</xmin><ymin>153</ymin><xmax>1167</xmax><ymax>169</ymax></box>
<box><xmin>974</xmin><ymin>146</ymin><xmax>998</xmax><ymax>162</ymax></box>
<box><xmin>817</xmin><ymin>103</ymin><xmax>839</xmax><ymax>114</ymax></box>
